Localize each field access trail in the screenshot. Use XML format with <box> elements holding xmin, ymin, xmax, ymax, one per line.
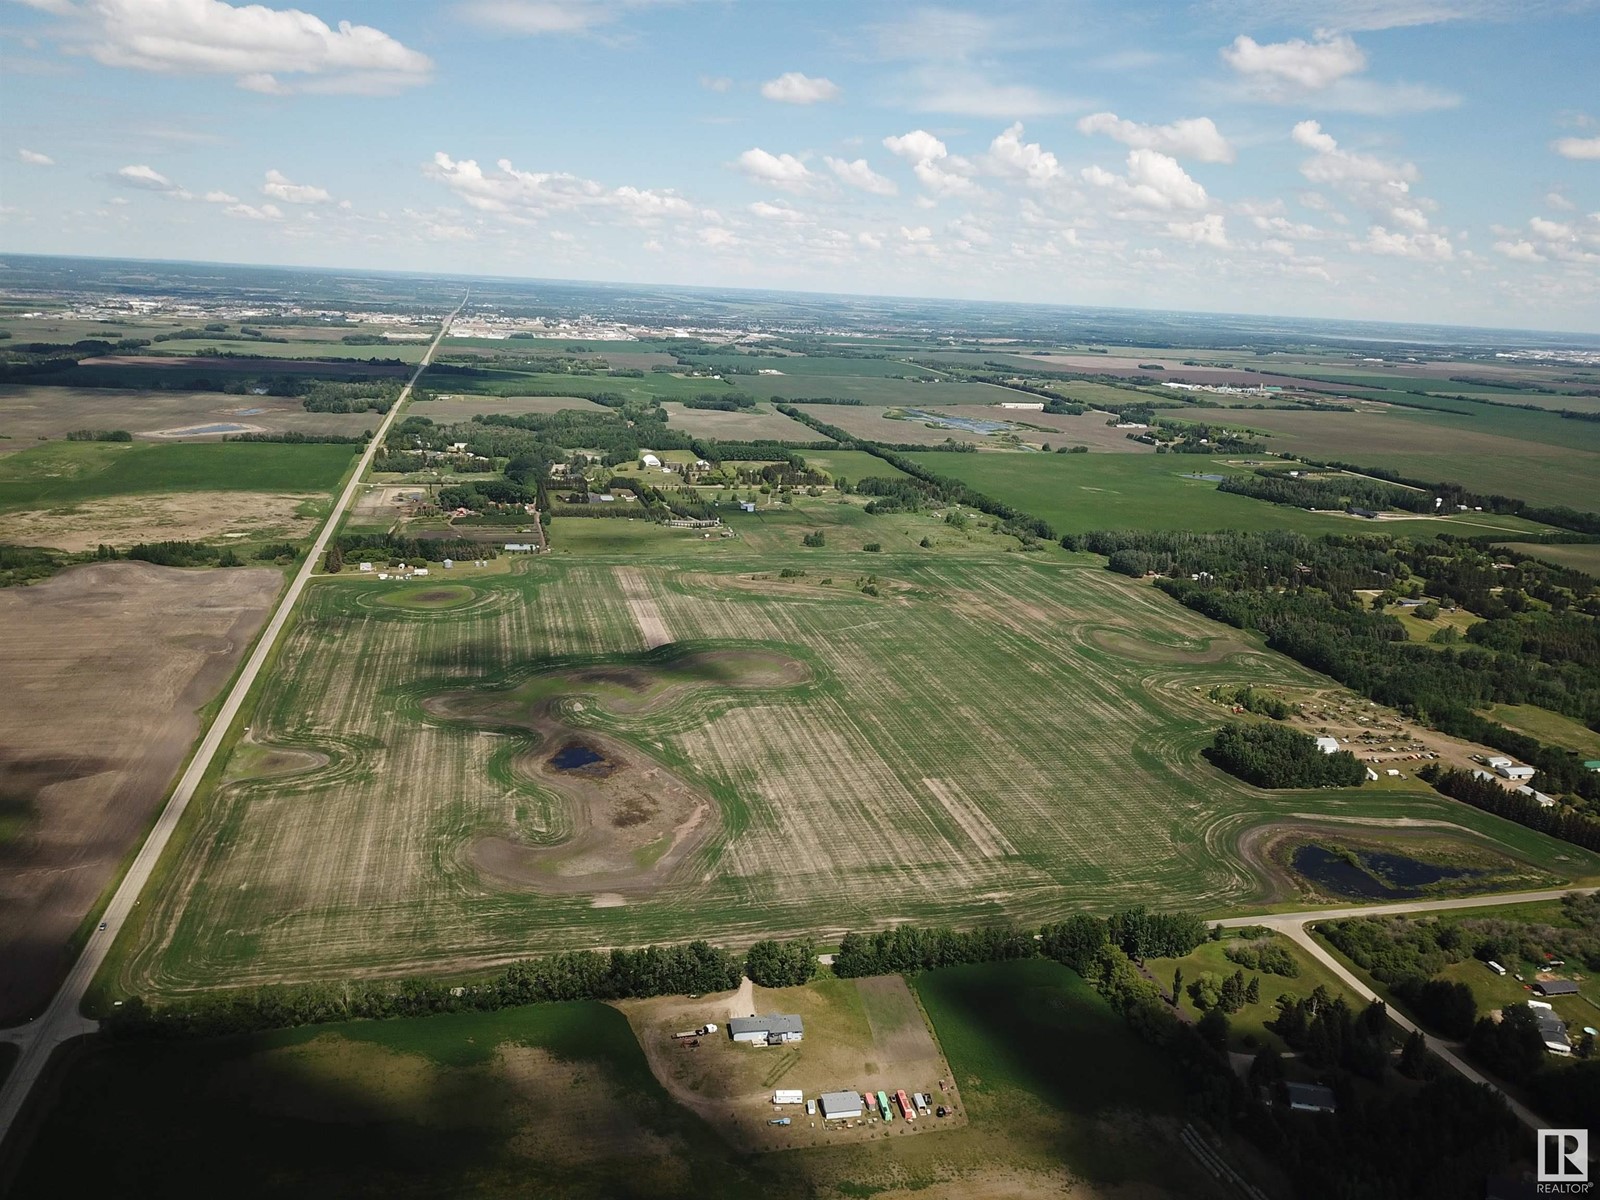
<box><xmin>0</xmin><ymin>295</ymin><xmax>466</xmax><ymax>1154</ymax></box>
<box><xmin>1221</xmin><ymin>885</ymin><xmax>1599</xmax><ymax>1132</ymax></box>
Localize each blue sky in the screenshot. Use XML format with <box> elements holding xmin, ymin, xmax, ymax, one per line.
<box><xmin>3</xmin><ymin>0</ymin><xmax>1598</xmax><ymax>330</ymax></box>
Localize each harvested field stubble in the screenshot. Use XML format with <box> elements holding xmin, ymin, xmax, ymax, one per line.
<box><xmin>0</xmin><ymin>561</ymin><xmax>280</xmax><ymax>1022</ymax></box>
<box><xmin>113</xmin><ymin>555</ymin><xmax>1600</xmax><ymax>999</ymax></box>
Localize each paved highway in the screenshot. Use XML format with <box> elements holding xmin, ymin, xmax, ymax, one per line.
<box><xmin>1220</xmin><ymin>886</ymin><xmax>1599</xmax><ymax>1131</ymax></box>
<box><xmin>0</xmin><ymin>297</ymin><xmax>464</xmax><ymax>1152</ymax></box>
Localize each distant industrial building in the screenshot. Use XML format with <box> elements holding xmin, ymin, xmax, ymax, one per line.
<box><xmin>818</xmin><ymin>1091</ymin><xmax>863</xmax><ymax>1119</ymax></box>
<box><xmin>729</xmin><ymin>1014</ymin><xmax>804</xmax><ymax>1045</ymax></box>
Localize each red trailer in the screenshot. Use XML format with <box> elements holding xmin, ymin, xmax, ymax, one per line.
<box><xmin>895</xmin><ymin>1089</ymin><xmax>916</xmax><ymax>1121</ymax></box>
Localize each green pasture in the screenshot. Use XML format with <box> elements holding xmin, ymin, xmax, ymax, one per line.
<box><xmin>1497</xmin><ymin>542</ymin><xmax>1600</xmax><ymax>577</ymax></box>
<box><xmin>913</xmin><ymin>959</ymin><xmax>1195</xmax><ymax>1188</ymax></box>
<box><xmin>1167</xmin><ymin>405</ymin><xmax>1600</xmax><ymax>513</ymax></box>
<box><xmin>1485</xmin><ymin>704</ymin><xmax>1600</xmax><ymax>759</ymax></box>
<box><xmin>898</xmin><ymin>451</ymin><xmax>1548</xmax><ymax>536</ymax></box>
<box><xmin>0</xmin><ymin>440</ymin><xmax>355</xmax><ymax>511</ymax></box>
<box><xmin>5</xmin><ymin>1001</ymin><xmax>759</xmax><ymax>1200</ymax></box>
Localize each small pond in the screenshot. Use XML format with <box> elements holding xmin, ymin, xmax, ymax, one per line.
<box><xmin>901</xmin><ymin>408</ymin><xmax>1013</xmax><ymax>435</ymax></box>
<box><xmin>1292</xmin><ymin>844</ymin><xmax>1485</xmax><ymax>900</ymax></box>
<box><xmin>549</xmin><ymin>743</ymin><xmax>605</xmax><ymax>770</ymax></box>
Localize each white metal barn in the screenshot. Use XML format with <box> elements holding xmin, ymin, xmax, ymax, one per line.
<box><xmin>819</xmin><ymin>1091</ymin><xmax>864</xmax><ymax>1119</ymax></box>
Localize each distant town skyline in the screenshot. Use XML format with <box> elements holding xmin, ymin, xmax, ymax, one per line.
<box><xmin>3</xmin><ymin>0</ymin><xmax>1599</xmax><ymax>331</ymax></box>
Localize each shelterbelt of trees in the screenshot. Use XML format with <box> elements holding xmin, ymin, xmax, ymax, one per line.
<box><xmin>105</xmin><ymin>901</ymin><xmax>1563</xmax><ymax>1198</ymax></box>
<box><xmin>1205</xmin><ymin>722</ymin><xmax>1367</xmax><ymax>789</ymax></box>
<box><xmin>1071</xmin><ymin>530</ymin><xmax>1600</xmax><ymax>822</ymax></box>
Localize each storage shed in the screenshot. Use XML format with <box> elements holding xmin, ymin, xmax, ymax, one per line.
<box><xmin>1534</xmin><ymin>980</ymin><xmax>1580</xmax><ymax>997</ymax></box>
<box><xmin>819</xmin><ymin>1091</ymin><xmax>863</xmax><ymax>1119</ymax></box>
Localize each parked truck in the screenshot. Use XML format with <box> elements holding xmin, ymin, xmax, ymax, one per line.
<box><xmin>672</xmin><ymin>1023</ymin><xmax>720</xmax><ymax>1040</ymax></box>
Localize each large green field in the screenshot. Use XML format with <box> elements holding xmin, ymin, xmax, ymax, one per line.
<box><xmin>0</xmin><ymin>441</ymin><xmax>355</xmax><ymax>511</ymax></box>
<box><xmin>103</xmin><ymin>540</ymin><xmax>1600</xmax><ymax>1002</ymax></box>
<box><xmin>900</xmin><ymin>451</ymin><xmax>1556</xmax><ymax>537</ymax></box>
<box><xmin>6</xmin><ymin>1001</ymin><xmax>758</xmax><ymax>1199</ymax></box>
<box><xmin>1166</xmin><ymin>405</ymin><xmax>1600</xmax><ymax>512</ymax></box>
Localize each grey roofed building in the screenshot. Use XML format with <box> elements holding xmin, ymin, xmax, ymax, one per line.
<box><xmin>1285</xmin><ymin>1082</ymin><xmax>1338</xmax><ymax>1113</ymax></box>
<box><xmin>1533</xmin><ymin>979</ymin><xmax>1579</xmax><ymax>996</ymax></box>
<box><xmin>729</xmin><ymin>1014</ymin><xmax>804</xmax><ymax>1044</ymax></box>
<box><xmin>818</xmin><ymin>1090</ymin><xmax>864</xmax><ymax>1118</ymax></box>
<box><xmin>1537</xmin><ymin>1012</ymin><xmax>1572</xmax><ymax>1054</ymax></box>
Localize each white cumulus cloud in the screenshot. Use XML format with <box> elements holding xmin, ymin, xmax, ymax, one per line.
<box><xmin>1076</xmin><ymin>113</ymin><xmax>1235</xmax><ymax>164</ymax></box>
<box><xmin>1554</xmin><ymin>135</ymin><xmax>1600</xmax><ymax>160</ymax></box>
<box><xmin>824</xmin><ymin>156</ymin><xmax>897</xmax><ymax>196</ymax></box>
<box><xmin>1082</xmin><ymin>148</ymin><xmax>1208</xmax><ymax>210</ymax></box>
<box><xmin>1221</xmin><ymin>30</ymin><xmax>1456</xmax><ymax>113</ymax></box>
<box><xmin>983</xmin><ymin>123</ymin><xmax>1062</xmax><ymax>182</ymax></box>
<box><xmin>425</xmin><ymin>152</ymin><xmax>693</xmax><ymax>224</ymax></box>
<box><xmin>735</xmin><ymin>148</ymin><xmax>813</xmax><ymax>191</ymax></box>
<box><xmin>19</xmin><ymin>148</ymin><xmax>55</xmax><ymax>166</ymax></box>
<box><xmin>760</xmin><ymin>72</ymin><xmax>839</xmax><ymax>104</ymax></box>
<box><xmin>883</xmin><ymin>130</ymin><xmax>977</xmax><ymax>196</ymax></box>
<box><xmin>64</xmin><ymin>0</ymin><xmax>433</xmax><ymax>95</ymax></box>
<box><xmin>1167</xmin><ymin>213</ymin><xmax>1229</xmax><ymax>247</ymax></box>
<box><xmin>1222</xmin><ymin>32</ymin><xmax>1366</xmax><ymax>89</ymax></box>
<box><xmin>261</xmin><ymin>168</ymin><xmax>331</xmax><ymax>204</ymax></box>
<box><xmin>114</xmin><ymin>163</ymin><xmax>178</xmax><ymax>191</ymax></box>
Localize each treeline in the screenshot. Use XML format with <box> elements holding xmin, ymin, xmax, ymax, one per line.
<box><xmin>108</xmin><ymin>941</ymin><xmax>744</xmax><ymax>1040</ymax></box>
<box><xmin>65</xmin><ymin>428</ymin><xmax>132</xmax><ymax>442</ymax></box>
<box><xmin>1421</xmin><ymin>766</ymin><xmax>1600</xmax><ymax>852</ymax></box>
<box><xmin>777</xmin><ymin>404</ymin><xmax>1055</xmax><ymax>540</ymax></box>
<box><xmin>682</xmin><ymin>390</ymin><xmax>756</xmax><ymax>411</ymax></box>
<box><xmin>1205</xmin><ymin>722</ymin><xmax>1366</xmax><ymax>789</ymax></box>
<box><xmin>302</xmin><ymin>381</ymin><xmax>402</xmax><ymax>413</ymax></box>
<box><xmin>784</xmin><ymin>396</ymin><xmax>864</xmax><ymax>406</ymax></box>
<box><xmin>1219</xmin><ymin>470</ymin><xmax>1436</xmax><ymax>514</ymax></box>
<box><xmin>439</xmin><ymin>480</ymin><xmax>537</xmax><ymax>511</ymax></box>
<box><xmin>0</xmin><ymin>544</ymin><xmax>66</xmax><ymax>588</ymax></box>
<box><xmin>333</xmin><ymin>533</ymin><xmax>496</xmax><ymax>564</ymax></box>
<box><xmin>124</xmin><ymin>541</ymin><xmax>246</xmax><ymax>568</ymax></box>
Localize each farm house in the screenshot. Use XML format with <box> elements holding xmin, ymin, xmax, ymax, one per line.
<box><xmin>818</xmin><ymin>1091</ymin><xmax>863</xmax><ymax>1120</ymax></box>
<box><xmin>729</xmin><ymin>1014</ymin><xmax>804</xmax><ymax>1045</ymax></box>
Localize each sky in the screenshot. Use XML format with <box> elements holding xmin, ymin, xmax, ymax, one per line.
<box><xmin>2</xmin><ymin>0</ymin><xmax>1598</xmax><ymax>332</ymax></box>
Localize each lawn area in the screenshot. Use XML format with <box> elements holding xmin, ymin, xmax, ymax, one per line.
<box><xmin>911</xmin><ymin>959</ymin><xmax>1202</xmax><ymax>1190</ymax></box>
<box><xmin>0</xmin><ymin>440</ymin><xmax>355</xmax><ymax>511</ymax></box>
<box><xmin>1486</xmin><ymin>704</ymin><xmax>1600</xmax><ymax>759</ymax></box>
<box><xmin>793</xmin><ymin>447</ymin><xmax>910</xmax><ymax>481</ymax></box>
<box><xmin>1496</xmin><ymin>542</ymin><xmax>1600</xmax><ymax>577</ymax></box>
<box><xmin>1143</xmin><ymin>931</ymin><xmax>1358</xmax><ymax>1058</ymax></box>
<box><xmin>6</xmin><ymin>1001</ymin><xmax>765</xmax><ymax>1200</ymax></box>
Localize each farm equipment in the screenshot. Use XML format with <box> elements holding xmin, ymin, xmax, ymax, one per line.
<box><xmin>671</xmin><ymin>1023</ymin><xmax>718</xmax><ymax>1040</ymax></box>
<box><xmin>768</xmin><ymin>1117</ymin><xmax>791</xmax><ymax>1126</ymax></box>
